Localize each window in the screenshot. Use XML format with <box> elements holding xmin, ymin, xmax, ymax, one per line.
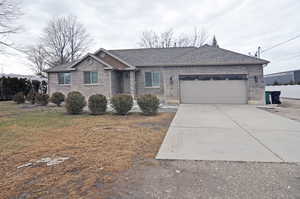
<box><xmin>58</xmin><ymin>72</ymin><xmax>71</xmax><ymax>84</ymax></box>
<box><xmin>84</xmin><ymin>71</ymin><xmax>98</xmax><ymax>84</ymax></box>
<box><xmin>145</xmin><ymin>72</ymin><xmax>160</xmax><ymax>87</ymax></box>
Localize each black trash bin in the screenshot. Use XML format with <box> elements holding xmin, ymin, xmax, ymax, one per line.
<box><xmin>270</xmin><ymin>91</ymin><xmax>281</xmax><ymax>104</ymax></box>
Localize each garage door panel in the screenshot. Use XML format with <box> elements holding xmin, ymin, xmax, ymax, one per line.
<box><xmin>180</xmin><ymin>80</ymin><xmax>247</xmax><ymax>104</ymax></box>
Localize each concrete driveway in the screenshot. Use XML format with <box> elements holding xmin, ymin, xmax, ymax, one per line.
<box><xmin>156</xmin><ymin>104</ymin><xmax>300</xmax><ymax>162</ymax></box>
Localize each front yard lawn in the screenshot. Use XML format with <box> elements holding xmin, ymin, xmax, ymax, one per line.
<box><xmin>0</xmin><ymin>101</ymin><xmax>175</xmax><ymax>198</ymax></box>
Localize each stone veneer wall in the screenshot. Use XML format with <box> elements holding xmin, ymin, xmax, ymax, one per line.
<box><xmin>135</xmin><ymin>65</ymin><xmax>265</xmax><ymax>104</ymax></box>
<box><xmin>48</xmin><ymin>58</ymin><xmax>112</xmax><ymax>99</ymax></box>
<box><xmin>48</xmin><ymin>62</ymin><xmax>265</xmax><ymax>104</ymax></box>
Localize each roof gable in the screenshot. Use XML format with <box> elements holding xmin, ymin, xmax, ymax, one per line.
<box><xmin>94</xmin><ymin>48</ymin><xmax>135</xmax><ymax>70</ymax></box>
<box><xmin>70</xmin><ymin>53</ymin><xmax>114</xmax><ymax>69</ymax></box>
<box><xmin>46</xmin><ymin>53</ymin><xmax>114</xmax><ymax>73</ymax></box>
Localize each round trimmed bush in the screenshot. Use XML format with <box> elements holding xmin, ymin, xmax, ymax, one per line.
<box><xmin>88</xmin><ymin>94</ymin><xmax>107</xmax><ymax>115</ymax></box>
<box><xmin>137</xmin><ymin>94</ymin><xmax>160</xmax><ymax>115</ymax></box>
<box><xmin>65</xmin><ymin>91</ymin><xmax>86</xmax><ymax>114</ymax></box>
<box><xmin>13</xmin><ymin>92</ymin><xmax>25</xmax><ymax>104</ymax></box>
<box><xmin>26</xmin><ymin>91</ymin><xmax>36</xmax><ymax>104</ymax></box>
<box><xmin>50</xmin><ymin>92</ymin><xmax>65</xmax><ymax>106</ymax></box>
<box><xmin>36</xmin><ymin>93</ymin><xmax>49</xmax><ymax>106</ymax></box>
<box><xmin>110</xmin><ymin>94</ymin><xmax>133</xmax><ymax>115</ymax></box>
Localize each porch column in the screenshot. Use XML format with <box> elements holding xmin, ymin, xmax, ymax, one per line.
<box><xmin>129</xmin><ymin>71</ymin><xmax>136</xmax><ymax>97</ymax></box>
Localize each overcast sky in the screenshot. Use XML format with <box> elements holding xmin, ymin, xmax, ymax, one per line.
<box><xmin>1</xmin><ymin>0</ymin><xmax>300</xmax><ymax>75</ymax></box>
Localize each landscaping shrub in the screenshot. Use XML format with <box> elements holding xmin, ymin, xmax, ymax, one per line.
<box><xmin>50</xmin><ymin>92</ymin><xmax>65</xmax><ymax>106</ymax></box>
<box><xmin>88</xmin><ymin>94</ymin><xmax>107</xmax><ymax>115</ymax></box>
<box><xmin>26</xmin><ymin>91</ymin><xmax>36</xmax><ymax>104</ymax></box>
<box><xmin>137</xmin><ymin>94</ymin><xmax>160</xmax><ymax>115</ymax></box>
<box><xmin>36</xmin><ymin>93</ymin><xmax>49</xmax><ymax>106</ymax></box>
<box><xmin>110</xmin><ymin>94</ymin><xmax>133</xmax><ymax>115</ymax></box>
<box><xmin>65</xmin><ymin>91</ymin><xmax>86</xmax><ymax>114</ymax></box>
<box><xmin>13</xmin><ymin>92</ymin><xmax>25</xmax><ymax>104</ymax></box>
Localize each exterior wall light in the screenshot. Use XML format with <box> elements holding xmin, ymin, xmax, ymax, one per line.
<box><xmin>170</xmin><ymin>76</ymin><xmax>173</xmax><ymax>84</ymax></box>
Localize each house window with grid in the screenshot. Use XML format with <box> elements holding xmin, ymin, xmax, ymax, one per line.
<box><xmin>84</xmin><ymin>71</ymin><xmax>98</xmax><ymax>84</ymax></box>
<box><xmin>145</xmin><ymin>72</ymin><xmax>160</xmax><ymax>87</ymax></box>
<box><xmin>58</xmin><ymin>72</ymin><xmax>71</xmax><ymax>84</ymax></box>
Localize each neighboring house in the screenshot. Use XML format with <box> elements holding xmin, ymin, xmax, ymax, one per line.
<box><xmin>264</xmin><ymin>69</ymin><xmax>300</xmax><ymax>85</ymax></box>
<box><xmin>46</xmin><ymin>45</ymin><xmax>269</xmax><ymax>104</ymax></box>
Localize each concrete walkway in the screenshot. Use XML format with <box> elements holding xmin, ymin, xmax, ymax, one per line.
<box><xmin>156</xmin><ymin>104</ymin><xmax>300</xmax><ymax>162</ymax></box>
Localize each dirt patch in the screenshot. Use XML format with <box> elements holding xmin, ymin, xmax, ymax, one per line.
<box><xmin>263</xmin><ymin>98</ymin><xmax>300</xmax><ymax>122</ymax></box>
<box><xmin>20</xmin><ymin>104</ymin><xmax>41</xmax><ymax>109</ymax></box>
<box><xmin>0</xmin><ymin>101</ymin><xmax>175</xmax><ymax>199</ymax></box>
<box><xmin>107</xmin><ymin>159</ymin><xmax>300</xmax><ymax>199</ymax></box>
<box><xmin>136</xmin><ymin>114</ymin><xmax>175</xmax><ymax>131</ymax></box>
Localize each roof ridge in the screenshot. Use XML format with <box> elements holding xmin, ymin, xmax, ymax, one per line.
<box><xmin>108</xmin><ymin>47</ymin><xmax>197</xmax><ymax>51</ymax></box>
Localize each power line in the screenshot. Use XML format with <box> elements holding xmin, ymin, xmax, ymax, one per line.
<box><xmin>0</xmin><ymin>41</ymin><xmax>28</xmax><ymax>55</ymax></box>
<box><xmin>261</xmin><ymin>33</ymin><xmax>300</xmax><ymax>53</ymax></box>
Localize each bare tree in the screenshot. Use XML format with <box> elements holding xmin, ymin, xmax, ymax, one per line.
<box><xmin>27</xmin><ymin>45</ymin><xmax>48</xmax><ymax>77</ymax></box>
<box><xmin>138</xmin><ymin>28</ymin><xmax>209</xmax><ymax>48</ymax></box>
<box><xmin>0</xmin><ymin>0</ymin><xmax>22</xmax><ymax>50</ymax></box>
<box><xmin>139</xmin><ymin>30</ymin><xmax>159</xmax><ymax>48</ymax></box>
<box><xmin>160</xmin><ymin>29</ymin><xmax>174</xmax><ymax>48</ymax></box>
<box><xmin>41</xmin><ymin>15</ymin><xmax>91</xmax><ymax>67</ymax></box>
<box><xmin>190</xmin><ymin>28</ymin><xmax>209</xmax><ymax>47</ymax></box>
<box><xmin>67</xmin><ymin>16</ymin><xmax>91</xmax><ymax>61</ymax></box>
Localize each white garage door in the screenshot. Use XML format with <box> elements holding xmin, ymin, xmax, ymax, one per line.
<box><xmin>180</xmin><ymin>79</ymin><xmax>247</xmax><ymax>104</ymax></box>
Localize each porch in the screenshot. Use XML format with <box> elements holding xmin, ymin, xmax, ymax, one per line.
<box><xmin>111</xmin><ymin>70</ymin><xmax>136</xmax><ymax>97</ymax></box>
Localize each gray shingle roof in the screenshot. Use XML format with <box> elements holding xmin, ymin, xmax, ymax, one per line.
<box><xmin>46</xmin><ymin>53</ymin><xmax>114</xmax><ymax>72</ymax></box>
<box><xmin>108</xmin><ymin>45</ymin><xmax>269</xmax><ymax>67</ymax></box>
<box><xmin>47</xmin><ymin>45</ymin><xmax>269</xmax><ymax>72</ymax></box>
<box><xmin>46</xmin><ymin>62</ymin><xmax>75</xmax><ymax>72</ymax></box>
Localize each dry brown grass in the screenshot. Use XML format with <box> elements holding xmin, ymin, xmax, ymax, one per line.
<box><xmin>0</xmin><ymin>101</ymin><xmax>175</xmax><ymax>199</ymax></box>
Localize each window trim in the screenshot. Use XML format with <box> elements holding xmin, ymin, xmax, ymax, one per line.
<box><xmin>83</xmin><ymin>71</ymin><xmax>99</xmax><ymax>85</ymax></box>
<box><xmin>144</xmin><ymin>71</ymin><xmax>160</xmax><ymax>88</ymax></box>
<box><xmin>57</xmin><ymin>72</ymin><xmax>71</xmax><ymax>85</ymax></box>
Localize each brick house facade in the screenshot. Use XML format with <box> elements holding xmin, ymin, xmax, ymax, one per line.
<box><xmin>47</xmin><ymin>46</ymin><xmax>269</xmax><ymax>104</ymax></box>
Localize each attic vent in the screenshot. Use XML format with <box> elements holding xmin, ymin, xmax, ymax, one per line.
<box><xmin>87</xmin><ymin>57</ymin><xmax>94</xmax><ymax>65</ymax></box>
<box><xmin>99</xmin><ymin>52</ymin><xmax>106</xmax><ymax>58</ymax></box>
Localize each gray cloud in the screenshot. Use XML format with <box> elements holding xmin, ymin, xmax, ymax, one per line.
<box><xmin>1</xmin><ymin>0</ymin><xmax>300</xmax><ymax>75</ymax></box>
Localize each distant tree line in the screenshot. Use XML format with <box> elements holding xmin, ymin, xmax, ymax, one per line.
<box><xmin>0</xmin><ymin>77</ymin><xmax>47</xmax><ymax>100</ymax></box>
<box><xmin>138</xmin><ymin>28</ymin><xmax>219</xmax><ymax>48</ymax></box>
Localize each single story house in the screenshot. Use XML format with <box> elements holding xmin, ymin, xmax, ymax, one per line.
<box><xmin>46</xmin><ymin>45</ymin><xmax>269</xmax><ymax>104</ymax></box>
